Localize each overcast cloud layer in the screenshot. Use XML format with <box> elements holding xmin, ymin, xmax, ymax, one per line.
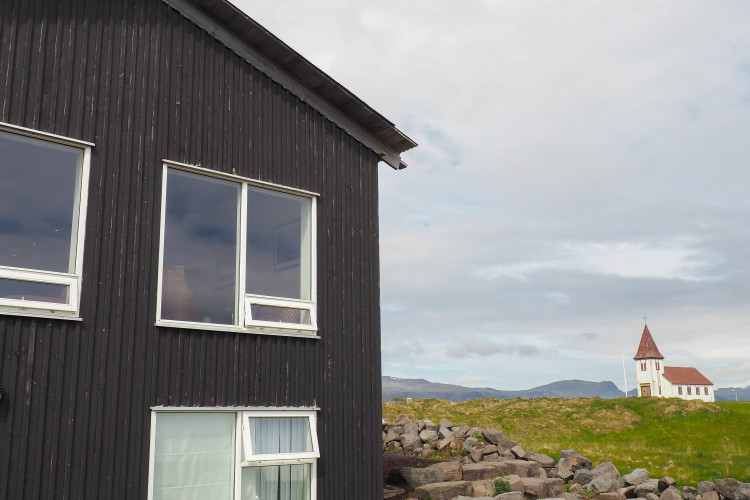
<box><xmin>236</xmin><ymin>0</ymin><xmax>750</xmax><ymax>390</ymax></box>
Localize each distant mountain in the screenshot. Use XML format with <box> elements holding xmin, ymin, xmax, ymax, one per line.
<box><xmin>382</xmin><ymin>376</ymin><xmax>625</xmax><ymax>402</ymax></box>
<box><xmin>715</xmin><ymin>386</ymin><xmax>750</xmax><ymax>402</ymax></box>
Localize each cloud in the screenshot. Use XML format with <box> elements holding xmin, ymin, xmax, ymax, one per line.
<box><xmin>237</xmin><ymin>0</ymin><xmax>750</xmax><ymax>390</ymax></box>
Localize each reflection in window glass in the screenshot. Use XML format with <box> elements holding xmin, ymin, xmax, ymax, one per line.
<box><xmin>241</xmin><ymin>464</ymin><xmax>311</xmax><ymax>500</ymax></box>
<box><xmin>162</xmin><ymin>170</ymin><xmax>238</xmax><ymax>324</ymax></box>
<box><xmin>250</xmin><ymin>304</ymin><xmax>311</xmax><ymax>325</ymax></box>
<box><xmin>246</xmin><ymin>187</ymin><xmax>311</xmax><ymax>301</ymax></box>
<box><xmin>0</xmin><ymin>130</ymin><xmax>81</xmax><ymax>273</ymax></box>
<box><xmin>0</xmin><ymin>278</ymin><xmax>68</xmax><ymax>304</ymax></box>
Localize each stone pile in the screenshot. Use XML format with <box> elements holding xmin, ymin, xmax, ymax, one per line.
<box><xmin>383</xmin><ymin>414</ymin><xmax>750</xmax><ymax>500</ymax></box>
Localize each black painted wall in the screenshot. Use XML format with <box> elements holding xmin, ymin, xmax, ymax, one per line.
<box><xmin>0</xmin><ymin>0</ymin><xmax>384</xmax><ymax>497</ymax></box>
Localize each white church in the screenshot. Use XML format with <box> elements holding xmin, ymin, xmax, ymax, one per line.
<box><xmin>634</xmin><ymin>324</ymin><xmax>715</xmax><ymax>402</ymax></box>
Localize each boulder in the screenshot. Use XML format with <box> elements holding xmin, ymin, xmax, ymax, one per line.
<box><xmin>413</xmin><ymin>480</ymin><xmax>472</xmax><ymax>500</ymax></box>
<box><xmin>521</xmin><ymin>477</ymin><xmax>565</xmax><ymax>499</ymax></box>
<box><xmin>403</xmin><ymin>422</ymin><xmax>419</xmax><ymax>436</ymax></box>
<box><xmin>383</xmin><ymin>484</ymin><xmax>405</xmax><ymax>499</ymax></box>
<box><xmin>598</xmin><ymin>493</ymin><xmax>628</xmax><ymax>500</ymax></box>
<box><xmin>588</xmin><ymin>477</ymin><xmax>619</xmax><ymax>494</ymax></box>
<box><xmin>635</xmin><ymin>482</ymin><xmax>660</xmax><ymax>497</ymax></box>
<box><xmin>427</xmin><ymin>461</ymin><xmax>462</xmax><ymax>482</ymax></box>
<box><xmin>497</xmin><ymin>438</ymin><xmax>520</xmax><ymax>452</ymax></box>
<box><xmin>660</xmin><ymin>486</ymin><xmax>682</xmax><ymax>500</ymax></box>
<box><xmin>394</xmin><ymin>414</ymin><xmax>411</xmax><ymax>426</ymax></box>
<box><xmin>483</xmin><ymin>428</ymin><xmax>506</xmax><ymax>445</ymax></box>
<box><xmin>510</xmin><ymin>445</ymin><xmax>526</xmax><ymax>459</ymax></box>
<box><xmin>623</xmin><ymin>469</ymin><xmax>650</xmax><ymax>487</ymax></box>
<box><xmin>528</xmin><ymin>452</ymin><xmax>556</xmax><ymax>468</ymax></box>
<box><xmin>439</xmin><ymin>418</ymin><xmax>454</xmax><ymax>429</ymax></box>
<box><xmin>556</xmin><ymin>466</ymin><xmax>574</xmax><ymax>481</ymax></box>
<box><xmin>697</xmin><ymin>482</ymin><xmax>716</xmax><ymax>496</ymax></box>
<box><xmin>436</xmin><ymin>433</ymin><xmax>455</xmax><ymax>451</ymax></box>
<box><xmin>658</xmin><ymin>477</ymin><xmax>676</xmax><ymax>493</ymax></box>
<box><xmin>399</xmin><ymin>433</ymin><xmax>421</xmax><ymax>453</ymax></box>
<box><xmin>463</xmin><ymin>436</ymin><xmax>480</xmax><ymax>453</ymax></box>
<box><xmin>736</xmin><ymin>484</ymin><xmax>750</xmax><ymax>500</ymax></box>
<box><xmin>455</xmin><ymin>423</ymin><xmax>471</xmax><ymax>437</ymax></box>
<box><xmin>390</xmin><ymin>467</ymin><xmax>443</xmax><ymax>490</ymax></box>
<box><xmin>471</xmin><ymin>479</ymin><xmax>498</xmax><ymax>497</ymax></box>
<box><xmin>559</xmin><ymin>455</ymin><xmax>593</xmax><ymax>471</ymax></box>
<box><xmin>416</xmin><ymin>419</ymin><xmax>427</xmax><ymax>432</ymax></box>
<box><xmin>438</xmin><ymin>426</ymin><xmax>453</xmax><ymax>439</ymax></box>
<box><xmin>463</xmin><ymin>462</ymin><xmax>506</xmax><ymax>480</ymax></box>
<box><xmin>700</xmin><ymin>492</ymin><xmax>720</xmax><ymax>500</ymax></box>
<box><xmin>419</xmin><ymin>429</ymin><xmax>439</xmax><ymax>446</ymax></box>
<box><xmin>504</xmin><ymin>459</ymin><xmax>541</xmax><ymax>478</ymax></box>
<box><xmin>646</xmin><ymin>493</ymin><xmax>660</xmax><ymax>500</ymax></box>
<box><xmin>715</xmin><ymin>479</ymin><xmax>742</xmax><ymax>500</ymax></box>
<box><xmin>618</xmin><ymin>485</ymin><xmax>637</xmax><ymax>498</ymax></box>
<box><xmin>495</xmin><ymin>492</ymin><xmax>524</xmax><ymax>500</ymax></box>
<box><xmin>575</xmin><ymin>468</ymin><xmax>592</xmax><ymax>485</ymax></box>
<box><xmin>592</xmin><ymin>462</ymin><xmax>622</xmax><ymax>483</ymax></box>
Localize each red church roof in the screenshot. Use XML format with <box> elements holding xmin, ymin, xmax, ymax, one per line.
<box><xmin>663</xmin><ymin>366</ymin><xmax>713</xmax><ymax>385</ymax></box>
<box><xmin>633</xmin><ymin>325</ymin><xmax>664</xmax><ymax>360</ymax></box>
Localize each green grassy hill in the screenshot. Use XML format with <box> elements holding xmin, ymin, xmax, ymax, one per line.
<box><xmin>382</xmin><ymin>397</ymin><xmax>750</xmax><ymax>486</ymax></box>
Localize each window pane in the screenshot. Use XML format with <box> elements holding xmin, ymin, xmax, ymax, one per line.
<box><xmin>246</xmin><ymin>188</ymin><xmax>311</xmax><ymax>301</ymax></box>
<box><xmin>247</xmin><ymin>417</ymin><xmax>313</xmax><ymax>455</ymax></box>
<box><xmin>241</xmin><ymin>464</ymin><xmax>311</xmax><ymax>500</ymax></box>
<box><xmin>152</xmin><ymin>412</ymin><xmax>235</xmax><ymax>500</ymax></box>
<box><xmin>0</xmin><ymin>130</ymin><xmax>81</xmax><ymax>273</ymax></box>
<box><xmin>0</xmin><ymin>278</ymin><xmax>68</xmax><ymax>304</ymax></box>
<box><xmin>162</xmin><ymin>170</ymin><xmax>239</xmax><ymax>324</ymax></box>
<box><xmin>250</xmin><ymin>304</ymin><xmax>311</xmax><ymax>325</ymax></box>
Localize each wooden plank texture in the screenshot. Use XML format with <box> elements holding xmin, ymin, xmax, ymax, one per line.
<box><xmin>0</xmin><ymin>0</ymin><xmax>385</xmax><ymax>497</ymax></box>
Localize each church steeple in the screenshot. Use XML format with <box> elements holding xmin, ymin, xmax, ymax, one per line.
<box><xmin>633</xmin><ymin>324</ymin><xmax>664</xmax><ymax>360</ymax></box>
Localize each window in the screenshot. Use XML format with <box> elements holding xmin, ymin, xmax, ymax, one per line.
<box><xmin>148</xmin><ymin>409</ymin><xmax>318</xmax><ymax>500</ymax></box>
<box><xmin>704</xmin><ymin>386</ymin><xmax>709</xmax><ymax>395</ymax></box>
<box><xmin>640</xmin><ymin>362</ymin><xmax>646</xmax><ymax>371</ymax></box>
<box><xmin>655</xmin><ymin>361</ymin><xmax>659</xmax><ymax>370</ymax></box>
<box><xmin>0</xmin><ymin>123</ymin><xmax>91</xmax><ymax>317</ymax></box>
<box><xmin>157</xmin><ymin>163</ymin><xmax>316</xmax><ymax>336</ymax></box>
<box><xmin>678</xmin><ymin>386</ymin><xmax>683</xmax><ymax>395</ymax></box>
<box><xmin>696</xmin><ymin>386</ymin><xmax>700</xmax><ymax>395</ymax></box>
<box><xmin>687</xmin><ymin>386</ymin><xmax>692</xmax><ymax>395</ymax></box>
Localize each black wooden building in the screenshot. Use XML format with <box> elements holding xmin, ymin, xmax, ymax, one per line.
<box><xmin>0</xmin><ymin>0</ymin><xmax>415</xmax><ymax>498</ymax></box>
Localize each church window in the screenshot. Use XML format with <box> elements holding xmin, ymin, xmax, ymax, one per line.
<box><xmin>678</xmin><ymin>386</ymin><xmax>683</xmax><ymax>395</ymax></box>
<box><xmin>640</xmin><ymin>362</ymin><xmax>646</xmax><ymax>371</ymax></box>
<box><xmin>687</xmin><ymin>386</ymin><xmax>691</xmax><ymax>395</ymax></box>
<box><xmin>704</xmin><ymin>386</ymin><xmax>708</xmax><ymax>395</ymax></box>
<box><xmin>655</xmin><ymin>361</ymin><xmax>659</xmax><ymax>370</ymax></box>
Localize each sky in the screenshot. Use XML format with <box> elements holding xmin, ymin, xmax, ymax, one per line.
<box><xmin>233</xmin><ymin>0</ymin><xmax>750</xmax><ymax>391</ymax></box>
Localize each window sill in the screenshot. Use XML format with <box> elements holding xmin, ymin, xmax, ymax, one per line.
<box><xmin>0</xmin><ymin>308</ymin><xmax>82</xmax><ymax>321</ymax></box>
<box><xmin>155</xmin><ymin>320</ymin><xmax>320</xmax><ymax>339</ymax></box>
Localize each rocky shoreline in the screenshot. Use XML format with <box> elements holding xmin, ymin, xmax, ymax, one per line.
<box><xmin>383</xmin><ymin>414</ymin><xmax>750</xmax><ymax>500</ymax></box>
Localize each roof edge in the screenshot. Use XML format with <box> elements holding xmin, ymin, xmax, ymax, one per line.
<box><xmin>163</xmin><ymin>0</ymin><xmax>416</xmax><ymax>169</ymax></box>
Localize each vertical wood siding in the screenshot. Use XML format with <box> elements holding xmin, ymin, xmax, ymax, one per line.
<box><xmin>0</xmin><ymin>0</ymin><xmax>384</xmax><ymax>497</ymax></box>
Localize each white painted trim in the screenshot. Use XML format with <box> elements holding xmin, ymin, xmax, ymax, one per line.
<box><xmin>161</xmin><ymin>0</ymin><xmax>406</xmax><ymax>169</ymax></box>
<box><xmin>0</xmin><ymin>123</ymin><xmax>92</xmax><ymax>318</ymax></box>
<box><xmin>163</xmin><ymin>159</ymin><xmax>319</xmax><ymax>197</ymax></box>
<box><xmin>157</xmin><ymin>164</ymin><xmax>319</xmax><ymax>338</ymax></box>
<box><xmin>0</xmin><ymin>121</ymin><xmax>94</xmax><ymax>147</ymax></box>
<box><xmin>148</xmin><ymin>407</ymin><xmax>320</xmax><ymax>499</ymax></box>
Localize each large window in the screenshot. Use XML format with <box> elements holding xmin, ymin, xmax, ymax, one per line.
<box><xmin>157</xmin><ymin>163</ymin><xmax>316</xmax><ymax>336</ymax></box>
<box><xmin>0</xmin><ymin>123</ymin><xmax>91</xmax><ymax>317</ymax></box>
<box><xmin>148</xmin><ymin>409</ymin><xmax>318</xmax><ymax>500</ymax></box>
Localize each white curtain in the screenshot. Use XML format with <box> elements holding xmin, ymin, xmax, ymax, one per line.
<box><xmin>247</xmin><ymin>417</ymin><xmax>312</xmax><ymax>455</ymax></box>
<box><xmin>242</xmin><ymin>464</ymin><xmax>311</xmax><ymax>500</ymax></box>
<box><xmin>152</xmin><ymin>412</ymin><xmax>235</xmax><ymax>500</ymax></box>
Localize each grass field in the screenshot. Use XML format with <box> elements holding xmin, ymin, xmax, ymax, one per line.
<box><xmin>382</xmin><ymin>397</ymin><xmax>750</xmax><ymax>486</ymax></box>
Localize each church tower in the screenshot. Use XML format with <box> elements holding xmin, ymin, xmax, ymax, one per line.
<box><xmin>633</xmin><ymin>324</ymin><xmax>665</xmax><ymax>397</ymax></box>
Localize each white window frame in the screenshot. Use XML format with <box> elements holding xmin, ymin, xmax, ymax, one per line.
<box><xmin>148</xmin><ymin>407</ymin><xmax>319</xmax><ymax>500</ymax></box>
<box><xmin>155</xmin><ymin>161</ymin><xmax>318</xmax><ymax>338</ymax></box>
<box><xmin>0</xmin><ymin>122</ymin><xmax>92</xmax><ymax>319</ymax></box>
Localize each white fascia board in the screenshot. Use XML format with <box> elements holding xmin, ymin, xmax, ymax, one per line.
<box><xmin>163</xmin><ymin>0</ymin><xmax>406</xmax><ymax>169</ymax></box>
